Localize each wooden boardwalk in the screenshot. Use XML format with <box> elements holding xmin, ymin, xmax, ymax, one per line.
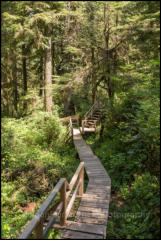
<box><xmin>18</xmin><ymin>103</ymin><xmax>111</xmax><ymax>239</ymax></box>
<box><xmin>61</xmin><ymin>128</ymin><xmax>111</xmax><ymax>239</ymax></box>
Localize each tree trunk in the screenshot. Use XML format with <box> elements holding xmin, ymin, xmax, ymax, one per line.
<box><xmin>103</xmin><ymin>4</ymin><xmax>114</xmax><ymax>102</ymax></box>
<box><xmin>64</xmin><ymin>88</ymin><xmax>73</xmax><ymax>116</ymax></box>
<box><xmin>39</xmin><ymin>56</ymin><xmax>44</xmax><ymax>97</ymax></box>
<box><xmin>1</xmin><ymin>86</ymin><xmax>9</xmax><ymax>116</ymax></box>
<box><xmin>104</xmin><ymin>29</ymin><xmax>114</xmax><ymax>102</ymax></box>
<box><xmin>52</xmin><ymin>42</ymin><xmax>55</xmax><ymax>76</ymax></box>
<box><xmin>91</xmin><ymin>47</ymin><xmax>96</xmax><ymax>104</ymax></box>
<box><xmin>44</xmin><ymin>36</ymin><xmax>52</xmax><ymax>113</ymax></box>
<box><xmin>12</xmin><ymin>59</ymin><xmax>18</xmax><ymax>116</ymax></box>
<box><xmin>22</xmin><ymin>45</ymin><xmax>27</xmax><ymax>111</ymax></box>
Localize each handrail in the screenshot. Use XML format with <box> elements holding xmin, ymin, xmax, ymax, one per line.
<box><xmin>82</xmin><ymin>119</ymin><xmax>97</xmax><ymax>123</ymax></box>
<box><xmin>69</xmin><ymin>117</ymin><xmax>73</xmax><ymax>136</ymax></box>
<box><xmin>65</xmin><ymin>118</ymin><xmax>73</xmax><ymax>143</ymax></box>
<box><xmin>18</xmin><ymin>178</ymin><xmax>66</xmax><ymax>239</ymax></box>
<box><xmin>84</xmin><ymin>101</ymin><xmax>100</xmax><ymax>119</ymax></box>
<box><xmin>82</xmin><ymin>119</ymin><xmax>97</xmax><ymax>134</ymax></box>
<box><xmin>19</xmin><ymin>162</ymin><xmax>84</xmax><ymax>239</ymax></box>
<box><xmin>84</xmin><ymin>103</ymin><xmax>96</xmax><ymax>119</ymax></box>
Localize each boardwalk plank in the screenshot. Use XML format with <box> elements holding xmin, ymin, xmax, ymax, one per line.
<box><xmin>76</xmin><ymin>210</ymin><xmax>108</xmax><ymax>219</ymax></box>
<box><xmin>81</xmin><ymin>193</ymin><xmax>109</xmax><ymax>200</ymax></box>
<box><xmin>87</xmin><ymin>185</ymin><xmax>111</xmax><ymax>191</ymax></box>
<box><xmin>61</xmin><ymin>128</ymin><xmax>110</xmax><ymax>239</ymax></box>
<box><xmin>89</xmin><ymin>180</ymin><xmax>110</xmax><ymax>185</ymax></box>
<box><xmin>79</xmin><ymin>202</ymin><xmax>109</xmax><ymax>209</ymax></box>
<box><xmin>75</xmin><ymin>216</ymin><xmax>107</xmax><ymax>225</ymax></box>
<box><xmin>87</xmin><ymin>175</ymin><xmax>109</xmax><ymax>178</ymax></box>
<box><xmin>78</xmin><ymin>206</ymin><xmax>109</xmax><ymax>214</ymax></box>
<box><xmin>80</xmin><ymin>198</ymin><xmax>109</xmax><ymax>204</ymax></box>
<box><xmin>61</xmin><ymin>230</ymin><xmax>103</xmax><ymax>239</ymax></box>
<box><xmin>62</xmin><ymin>221</ymin><xmax>106</xmax><ymax>235</ymax></box>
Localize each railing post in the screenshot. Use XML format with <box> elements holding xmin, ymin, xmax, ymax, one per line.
<box><xmin>35</xmin><ymin>219</ymin><xmax>43</xmax><ymax>239</ymax></box>
<box><xmin>82</xmin><ymin>120</ymin><xmax>84</xmax><ymax>134</ymax></box>
<box><xmin>94</xmin><ymin>121</ymin><xmax>97</xmax><ymax>133</ymax></box>
<box><xmin>79</xmin><ymin>165</ymin><xmax>84</xmax><ymax>196</ymax></box>
<box><xmin>70</xmin><ymin>118</ymin><xmax>73</xmax><ymax>136</ymax></box>
<box><xmin>77</xmin><ymin>116</ymin><xmax>79</xmax><ymax>127</ymax></box>
<box><xmin>60</xmin><ymin>179</ymin><xmax>66</xmax><ymax>226</ymax></box>
<box><xmin>91</xmin><ymin>108</ymin><xmax>94</xmax><ymax>117</ymax></box>
<box><xmin>71</xmin><ymin>126</ymin><xmax>73</xmax><ymax>136</ymax></box>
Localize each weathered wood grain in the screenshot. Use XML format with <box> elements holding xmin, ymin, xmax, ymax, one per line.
<box><xmin>19</xmin><ymin>178</ymin><xmax>66</xmax><ymax>239</ymax></box>
<box><xmin>69</xmin><ymin>162</ymin><xmax>84</xmax><ymax>191</ymax></box>
<box><xmin>75</xmin><ymin>216</ymin><xmax>107</xmax><ymax>225</ymax></box>
<box><xmin>79</xmin><ymin>201</ymin><xmax>109</xmax><ymax>209</ymax></box>
<box><xmin>78</xmin><ymin>206</ymin><xmax>109</xmax><ymax>214</ymax></box>
<box><xmin>61</xmin><ymin>230</ymin><xmax>104</xmax><ymax>239</ymax></box>
<box><xmin>76</xmin><ymin>210</ymin><xmax>108</xmax><ymax>219</ymax></box>
<box><xmin>81</xmin><ymin>193</ymin><xmax>109</xmax><ymax>200</ymax></box>
<box><xmin>61</xmin><ymin>127</ymin><xmax>111</xmax><ymax>239</ymax></box>
<box><xmin>61</xmin><ymin>221</ymin><xmax>106</xmax><ymax>235</ymax></box>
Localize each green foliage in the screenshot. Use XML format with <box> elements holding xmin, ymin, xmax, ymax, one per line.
<box><xmin>2</xmin><ymin>111</ymin><xmax>66</xmax><ymax>170</ymax></box>
<box><xmin>86</xmin><ymin>68</ymin><xmax>160</xmax><ymax>238</ymax></box>
<box><xmin>107</xmin><ymin>173</ymin><xmax>160</xmax><ymax>239</ymax></box>
<box><xmin>1</xmin><ymin>110</ymin><xmax>78</xmax><ymax>239</ymax></box>
<box><xmin>1</xmin><ymin>1</ymin><xmax>160</xmax><ymax>239</ymax></box>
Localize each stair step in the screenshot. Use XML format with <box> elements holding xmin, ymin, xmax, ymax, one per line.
<box><xmin>84</xmin><ymin>125</ymin><xmax>95</xmax><ymax>128</ymax></box>
<box><xmin>92</xmin><ymin>115</ymin><xmax>101</xmax><ymax>118</ymax></box>
<box><xmin>94</xmin><ymin>111</ymin><xmax>102</xmax><ymax>113</ymax></box>
<box><xmin>84</xmin><ymin>121</ymin><xmax>97</xmax><ymax>123</ymax></box>
<box><xmin>90</xmin><ymin>118</ymin><xmax>99</xmax><ymax>120</ymax></box>
<box><xmin>86</xmin><ymin>120</ymin><xmax>97</xmax><ymax>123</ymax></box>
<box><xmin>93</xmin><ymin>114</ymin><xmax>101</xmax><ymax>116</ymax></box>
<box><xmin>86</xmin><ymin>119</ymin><xmax>99</xmax><ymax>123</ymax></box>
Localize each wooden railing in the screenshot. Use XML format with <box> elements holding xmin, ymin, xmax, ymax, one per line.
<box><xmin>60</xmin><ymin>114</ymin><xmax>79</xmax><ymax>124</ymax></box>
<box><xmin>84</xmin><ymin>101</ymin><xmax>99</xmax><ymax>120</ymax></box>
<box><xmin>65</xmin><ymin>118</ymin><xmax>74</xmax><ymax>143</ymax></box>
<box><xmin>82</xmin><ymin>119</ymin><xmax>97</xmax><ymax>134</ymax></box>
<box><xmin>19</xmin><ymin>162</ymin><xmax>84</xmax><ymax>239</ymax></box>
<box><xmin>69</xmin><ymin>117</ymin><xmax>73</xmax><ymax>136</ymax></box>
<box><xmin>67</xmin><ymin>117</ymin><xmax>78</xmax><ymax>137</ymax></box>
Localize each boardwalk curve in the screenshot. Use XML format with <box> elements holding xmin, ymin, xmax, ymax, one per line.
<box><xmin>61</xmin><ymin>128</ymin><xmax>111</xmax><ymax>239</ymax></box>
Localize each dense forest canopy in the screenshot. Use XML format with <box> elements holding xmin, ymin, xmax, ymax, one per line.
<box><xmin>1</xmin><ymin>1</ymin><xmax>160</xmax><ymax>239</ymax></box>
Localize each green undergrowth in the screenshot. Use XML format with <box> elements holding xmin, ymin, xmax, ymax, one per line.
<box><xmin>1</xmin><ymin>110</ymin><xmax>79</xmax><ymax>239</ymax></box>
<box><xmin>84</xmin><ymin>98</ymin><xmax>160</xmax><ymax>239</ymax></box>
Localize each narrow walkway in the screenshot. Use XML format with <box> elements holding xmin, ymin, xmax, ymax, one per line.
<box><xmin>61</xmin><ymin>128</ymin><xmax>111</xmax><ymax>239</ymax></box>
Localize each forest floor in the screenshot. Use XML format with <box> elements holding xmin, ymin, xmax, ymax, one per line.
<box><xmin>84</xmin><ymin>130</ymin><xmax>160</xmax><ymax>239</ymax></box>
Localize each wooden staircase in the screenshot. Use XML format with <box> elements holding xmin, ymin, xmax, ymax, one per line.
<box><xmin>81</xmin><ymin>102</ymin><xmax>103</xmax><ymax>134</ymax></box>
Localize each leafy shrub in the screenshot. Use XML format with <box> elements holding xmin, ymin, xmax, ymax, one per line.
<box><xmin>107</xmin><ymin>173</ymin><xmax>160</xmax><ymax>239</ymax></box>
<box><xmin>85</xmin><ymin>88</ymin><xmax>160</xmax><ymax>239</ymax></box>
<box><xmin>1</xmin><ymin>110</ymin><xmax>78</xmax><ymax>239</ymax></box>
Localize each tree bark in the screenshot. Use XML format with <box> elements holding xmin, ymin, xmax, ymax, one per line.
<box><xmin>44</xmin><ymin>36</ymin><xmax>52</xmax><ymax>113</ymax></box>
<box><xmin>22</xmin><ymin>45</ymin><xmax>27</xmax><ymax>111</ymax></box>
<box><xmin>52</xmin><ymin>42</ymin><xmax>55</xmax><ymax>76</ymax></box>
<box><xmin>12</xmin><ymin>58</ymin><xmax>18</xmax><ymax>116</ymax></box>
<box><xmin>64</xmin><ymin>88</ymin><xmax>73</xmax><ymax>116</ymax></box>
<box><xmin>39</xmin><ymin>56</ymin><xmax>44</xmax><ymax>97</ymax></box>
<box><xmin>91</xmin><ymin>47</ymin><xmax>97</xmax><ymax>104</ymax></box>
